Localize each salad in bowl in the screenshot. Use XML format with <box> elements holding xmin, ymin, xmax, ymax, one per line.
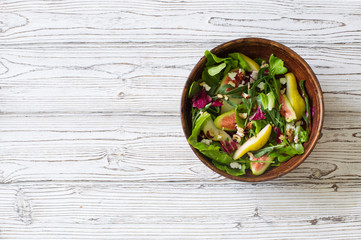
<box><xmin>186</xmin><ymin>50</ymin><xmax>313</xmax><ymax>177</ymax></box>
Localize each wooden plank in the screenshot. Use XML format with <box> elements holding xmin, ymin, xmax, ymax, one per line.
<box><xmin>0</xmin><ymin>112</ymin><xmax>360</xmax><ymax>183</ymax></box>
<box><xmin>0</xmin><ymin>182</ymin><xmax>361</xmax><ymax>239</ymax></box>
<box><xmin>1</xmin><ymin>0</ymin><xmax>361</xmax><ymax>238</ymax></box>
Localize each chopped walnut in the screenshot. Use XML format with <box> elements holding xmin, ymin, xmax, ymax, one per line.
<box><xmin>228</xmin><ymin>81</ymin><xmax>236</xmax><ymax>87</ymax></box>
<box><xmin>246</xmin><ymin>122</ymin><xmax>253</xmax><ymax>130</ymax></box>
<box><xmin>233</xmin><ymin>134</ymin><xmax>242</xmax><ymax>143</ymax></box>
<box><xmin>224</xmin><ymin>95</ymin><xmax>229</xmax><ymax>101</ymax></box>
<box><xmin>286</xmin><ymin>128</ymin><xmax>294</xmax><ymax>143</ymax></box>
<box><xmin>238</xmin><ymin>113</ymin><xmax>247</xmax><ymax>119</ymax></box>
<box><xmin>242</xmin><ymin>92</ymin><xmax>250</xmax><ymax>99</ymax></box>
<box><xmin>236</xmin><ymin>126</ymin><xmax>245</xmax><ymax>137</ymax></box>
<box><xmin>247</xmin><ymin>152</ymin><xmax>255</xmax><ymax>161</ymax></box>
<box><xmin>217</xmin><ymin>94</ymin><xmax>223</xmax><ymax>99</ymax></box>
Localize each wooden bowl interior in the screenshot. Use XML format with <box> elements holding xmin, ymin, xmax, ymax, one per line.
<box><xmin>181</xmin><ymin>38</ymin><xmax>324</xmax><ymax>182</ymax></box>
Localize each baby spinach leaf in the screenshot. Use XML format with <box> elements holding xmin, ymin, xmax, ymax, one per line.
<box><xmin>188</xmin><ymin>81</ymin><xmax>202</xmax><ymax>98</ymax></box>
<box><xmin>208</xmin><ymin>63</ymin><xmax>227</xmax><ymax>76</ymax></box>
<box><xmin>269</xmin><ymin>54</ymin><xmax>288</xmax><ymax>75</ymax></box>
<box><xmin>213</xmin><ymin>161</ymin><xmax>246</xmax><ymax>176</ymax></box>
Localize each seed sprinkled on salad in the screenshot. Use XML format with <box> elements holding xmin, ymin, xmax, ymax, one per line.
<box><xmin>188</xmin><ymin>51</ymin><xmax>312</xmax><ymax>176</ymax></box>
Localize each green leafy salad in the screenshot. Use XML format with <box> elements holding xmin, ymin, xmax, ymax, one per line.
<box><xmin>187</xmin><ymin>51</ymin><xmax>312</xmax><ymax>176</ymax></box>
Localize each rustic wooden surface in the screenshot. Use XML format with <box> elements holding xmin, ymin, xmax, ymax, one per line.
<box><xmin>1</xmin><ymin>0</ymin><xmax>361</xmax><ymax>239</ymax></box>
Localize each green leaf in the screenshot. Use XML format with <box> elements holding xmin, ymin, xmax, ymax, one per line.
<box><xmin>205</xmin><ymin>50</ymin><xmax>228</xmax><ymax>66</ymax></box>
<box><xmin>253</xmin><ymin>143</ymin><xmax>286</xmax><ymax>158</ymax></box>
<box><xmin>295</xmin><ymin>125</ymin><xmax>309</xmax><ymax>143</ymax></box>
<box><xmin>252</xmin><ymin>120</ymin><xmax>267</xmax><ymax>135</ymax></box>
<box><xmin>253</xmin><ymin>58</ymin><xmax>265</xmax><ymax>66</ymax></box>
<box><xmin>188</xmin><ymin>112</ymin><xmax>211</xmax><ymax>145</ymax></box>
<box><xmin>267</xmin><ymin>92</ymin><xmax>276</xmax><ymax>110</ymax></box>
<box><xmin>269</xmin><ymin>54</ymin><xmax>288</xmax><ymax>75</ymax></box>
<box><xmin>235</xmin><ymin>104</ymin><xmax>246</xmax><ymax>128</ymax></box>
<box><xmin>188</xmin><ymin>81</ymin><xmax>202</xmax><ymax>98</ymax></box>
<box><xmin>228</xmin><ymin>53</ymin><xmax>251</xmax><ymax>71</ymax></box>
<box><xmin>292</xmin><ymin>143</ymin><xmax>304</xmax><ymax>154</ymax></box>
<box><xmin>256</xmin><ymin>93</ymin><xmax>268</xmax><ymax>110</ymax></box>
<box><xmin>193</xmin><ymin>142</ymin><xmax>234</xmax><ymax>165</ymax></box>
<box><xmin>208</xmin><ymin>62</ymin><xmax>227</xmax><ymax>76</ymax></box>
<box><xmin>213</xmin><ymin>161</ymin><xmax>246</xmax><ymax>176</ymax></box>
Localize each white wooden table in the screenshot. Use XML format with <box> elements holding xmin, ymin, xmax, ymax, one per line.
<box><xmin>1</xmin><ymin>0</ymin><xmax>361</xmax><ymax>239</ymax></box>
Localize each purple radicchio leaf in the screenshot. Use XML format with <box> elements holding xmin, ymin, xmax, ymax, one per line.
<box><xmin>273</xmin><ymin>126</ymin><xmax>284</xmax><ymax>144</ymax></box>
<box><xmin>249</xmin><ymin>105</ymin><xmax>266</xmax><ymax>121</ymax></box>
<box><xmin>192</xmin><ymin>88</ymin><xmax>211</xmax><ymax>109</ymax></box>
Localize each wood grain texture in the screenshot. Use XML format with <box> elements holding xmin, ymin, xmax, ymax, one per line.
<box><xmin>1</xmin><ymin>0</ymin><xmax>361</xmax><ymax>238</ymax></box>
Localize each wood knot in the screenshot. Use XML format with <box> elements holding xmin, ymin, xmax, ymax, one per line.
<box><xmin>118</xmin><ymin>92</ymin><xmax>125</xmax><ymax>98</ymax></box>
<box><xmin>15</xmin><ymin>189</ymin><xmax>33</xmax><ymax>225</ymax></box>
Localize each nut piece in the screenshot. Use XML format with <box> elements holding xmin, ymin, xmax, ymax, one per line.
<box><xmin>217</xmin><ymin>94</ymin><xmax>223</xmax><ymax>99</ymax></box>
<box><xmin>236</xmin><ymin>126</ymin><xmax>245</xmax><ymax>137</ymax></box>
<box><xmin>247</xmin><ymin>152</ymin><xmax>255</xmax><ymax>161</ymax></box>
<box><xmin>233</xmin><ymin>134</ymin><xmax>242</xmax><ymax>143</ymax></box>
<box><xmin>246</xmin><ymin>122</ymin><xmax>253</xmax><ymax>130</ymax></box>
<box><xmin>199</xmin><ymin>82</ymin><xmax>211</xmax><ymax>91</ymax></box>
<box><xmin>224</xmin><ymin>95</ymin><xmax>229</xmax><ymax>101</ymax></box>
<box><xmin>228</xmin><ymin>81</ymin><xmax>236</xmax><ymax>87</ymax></box>
<box><xmin>242</xmin><ymin>92</ymin><xmax>250</xmax><ymax>99</ymax></box>
<box><xmin>286</xmin><ymin>128</ymin><xmax>294</xmax><ymax>143</ymax></box>
<box><xmin>239</xmin><ymin>113</ymin><xmax>248</xmax><ymax>119</ymax></box>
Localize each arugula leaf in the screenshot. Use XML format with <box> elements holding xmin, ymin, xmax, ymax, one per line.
<box><xmin>254</xmin><ymin>58</ymin><xmax>265</xmax><ymax>66</ymax></box>
<box><xmin>212</xmin><ymin>161</ymin><xmax>246</xmax><ymax>176</ymax></box>
<box><xmin>253</xmin><ymin>143</ymin><xmax>286</xmax><ymax>158</ymax></box>
<box><xmin>228</xmin><ymin>53</ymin><xmax>251</xmax><ymax>71</ymax></box>
<box><xmin>208</xmin><ymin>63</ymin><xmax>227</xmax><ymax>76</ymax></box>
<box><xmin>268</xmin><ymin>143</ymin><xmax>304</xmax><ymax>163</ymax></box>
<box><xmin>269</xmin><ymin>54</ymin><xmax>288</xmax><ymax>75</ymax></box>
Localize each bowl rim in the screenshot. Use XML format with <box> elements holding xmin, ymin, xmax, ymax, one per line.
<box><xmin>180</xmin><ymin>37</ymin><xmax>324</xmax><ymax>182</ymax></box>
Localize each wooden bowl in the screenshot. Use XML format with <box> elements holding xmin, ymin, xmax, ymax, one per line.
<box><xmin>181</xmin><ymin>38</ymin><xmax>324</xmax><ymax>182</ymax></box>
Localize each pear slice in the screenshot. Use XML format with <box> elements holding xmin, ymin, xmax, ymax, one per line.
<box><xmin>233</xmin><ymin>124</ymin><xmax>272</xmax><ymax>160</ymax></box>
<box><xmin>220</xmin><ymin>98</ymin><xmax>242</xmax><ymax>114</ymax></box>
<box><xmin>239</xmin><ymin>53</ymin><xmax>260</xmax><ymax>71</ymax></box>
<box><xmin>285</xmin><ymin>73</ymin><xmax>306</xmax><ymax>120</ymax></box>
